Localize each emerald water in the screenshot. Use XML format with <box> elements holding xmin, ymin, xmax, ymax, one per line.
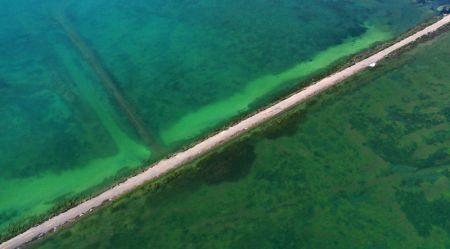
<box><xmin>31</xmin><ymin>30</ymin><xmax>450</xmax><ymax>249</ymax></box>
<box><xmin>0</xmin><ymin>0</ymin><xmax>436</xmax><ymax>236</ymax></box>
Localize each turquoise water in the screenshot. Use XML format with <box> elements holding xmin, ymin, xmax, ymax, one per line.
<box><xmin>0</xmin><ymin>0</ymin><xmax>433</xmax><ymax>236</ymax></box>
<box><xmin>66</xmin><ymin>0</ymin><xmax>430</xmax><ymax>145</ymax></box>
<box><xmin>31</xmin><ymin>30</ymin><xmax>450</xmax><ymax>249</ymax></box>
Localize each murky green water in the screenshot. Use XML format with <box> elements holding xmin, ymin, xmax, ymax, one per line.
<box><xmin>31</xmin><ymin>29</ymin><xmax>450</xmax><ymax>249</ymax></box>
<box><xmin>0</xmin><ymin>0</ymin><xmax>435</xmax><ymax>236</ymax></box>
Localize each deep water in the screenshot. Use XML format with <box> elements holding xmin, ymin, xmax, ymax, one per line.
<box><xmin>0</xmin><ymin>0</ymin><xmax>434</xmax><ymax>236</ymax></box>
<box><xmin>30</xmin><ymin>29</ymin><xmax>450</xmax><ymax>249</ymax></box>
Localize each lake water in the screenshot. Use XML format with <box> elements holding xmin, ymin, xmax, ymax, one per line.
<box><xmin>0</xmin><ymin>0</ymin><xmax>434</xmax><ymax>235</ymax></box>
<box><xmin>31</xmin><ymin>29</ymin><xmax>450</xmax><ymax>249</ymax></box>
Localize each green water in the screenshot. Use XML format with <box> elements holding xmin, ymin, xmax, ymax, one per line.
<box><xmin>67</xmin><ymin>0</ymin><xmax>430</xmax><ymax>146</ymax></box>
<box><xmin>0</xmin><ymin>0</ymin><xmax>434</xmax><ymax>236</ymax></box>
<box><xmin>161</xmin><ymin>25</ymin><xmax>391</xmax><ymax>143</ymax></box>
<box><xmin>31</xmin><ymin>30</ymin><xmax>450</xmax><ymax>249</ymax></box>
<box><xmin>0</xmin><ymin>40</ymin><xmax>150</xmax><ymax>225</ymax></box>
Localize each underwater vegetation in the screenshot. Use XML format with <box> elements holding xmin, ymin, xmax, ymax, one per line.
<box><xmin>0</xmin><ymin>0</ymin><xmax>441</xmax><ymax>240</ymax></box>
<box><xmin>29</xmin><ymin>26</ymin><xmax>450</xmax><ymax>249</ymax></box>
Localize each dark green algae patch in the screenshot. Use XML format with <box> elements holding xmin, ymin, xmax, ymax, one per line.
<box><xmin>30</xmin><ymin>29</ymin><xmax>450</xmax><ymax>249</ymax></box>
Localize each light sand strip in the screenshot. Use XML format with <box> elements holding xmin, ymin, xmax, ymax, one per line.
<box><xmin>2</xmin><ymin>14</ymin><xmax>449</xmax><ymax>249</ymax></box>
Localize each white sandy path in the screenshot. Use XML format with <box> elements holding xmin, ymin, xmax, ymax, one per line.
<box><xmin>2</xmin><ymin>14</ymin><xmax>450</xmax><ymax>249</ymax></box>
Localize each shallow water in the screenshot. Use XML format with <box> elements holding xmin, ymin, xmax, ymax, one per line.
<box><xmin>31</xmin><ymin>30</ymin><xmax>450</xmax><ymax>249</ymax></box>
<box><xmin>0</xmin><ymin>0</ymin><xmax>433</xmax><ymax>234</ymax></box>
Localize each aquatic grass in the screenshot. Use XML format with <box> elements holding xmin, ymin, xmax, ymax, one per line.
<box><xmin>0</xmin><ymin>27</ymin><xmax>150</xmax><ymax>232</ymax></box>
<box><xmin>0</xmin><ymin>0</ymin><xmax>437</xmax><ymax>240</ymax></box>
<box><xmin>29</xmin><ymin>29</ymin><xmax>450</xmax><ymax>249</ymax></box>
<box><xmin>160</xmin><ymin>26</ymin><xmax>392</xmax><ymax>144</ymax></box>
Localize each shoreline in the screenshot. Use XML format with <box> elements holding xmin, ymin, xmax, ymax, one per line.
<box><xmin>1</xmin><ymin>14</ymin><xmax>450</xmax><ymax>249</ymax></box>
